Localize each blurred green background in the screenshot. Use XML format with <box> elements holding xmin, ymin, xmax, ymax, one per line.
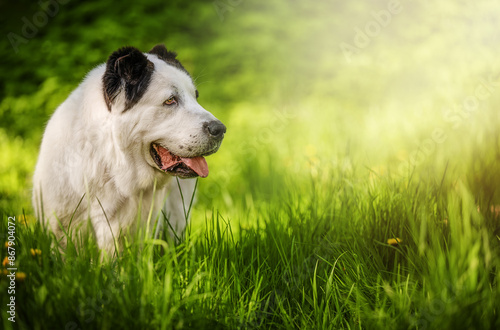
<box><xmin>1</xmin><ymin>0</ymin><xmax>500</xmax><ymax>217</ymax></box>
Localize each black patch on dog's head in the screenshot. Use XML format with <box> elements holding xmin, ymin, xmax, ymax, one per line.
<box><xmin>102</xmin><ymin>46</ymin><xmax>154</xmax><ymax>112</ymax></box>
<box><xmin>148</xmin><ymin>44</ymin><xmax>190</xmax><ymax>77</ymax></box>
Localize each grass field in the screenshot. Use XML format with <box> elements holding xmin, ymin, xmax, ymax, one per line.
<box><xmin>2</xmin><ymin>1</ymin><xmax>500</xmax><ymax>329</ymax></box>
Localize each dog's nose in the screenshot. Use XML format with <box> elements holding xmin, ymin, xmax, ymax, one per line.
<box><xmin>204</xmin><ymin>120</ymin><xmax>226</xmax><ymax>139</ymax></box>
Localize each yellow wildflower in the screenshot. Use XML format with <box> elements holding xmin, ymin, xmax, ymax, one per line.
<box><xmin>387</xmin><ymin>238</ymin><xmax>402</xmax><ymax>246</ymax></box>
<box><xmin>15</xmin><ymin>272</ymin><xmax>26</xmax><ymax>281</ymax></box>
<box><xmin>17</xmin><ymin>214</ymin><xmax>35</xmax><ymax>225</ymax></box>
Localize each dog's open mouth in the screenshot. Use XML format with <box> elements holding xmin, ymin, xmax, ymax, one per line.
<box><xmin>150</xmin><ymin>143</ymin><xmax>208</xmax><ymax>178</ymax></box>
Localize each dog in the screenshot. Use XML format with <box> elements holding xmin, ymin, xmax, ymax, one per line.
<box><xmin>32</xmin><ymin>44</ymin><xmax>226</xmax><ymax>256</ymax></box>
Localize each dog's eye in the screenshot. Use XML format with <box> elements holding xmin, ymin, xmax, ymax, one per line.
<box><xmin>164</xmin><ymin>97</ymin><xmax>177</xmax><ymax>106</ymax></box>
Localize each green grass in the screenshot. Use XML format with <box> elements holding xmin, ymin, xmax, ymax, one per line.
<box><xmin>2</xmin><ymin>0</ymin><xmax>500</xmax><ymax>328</ymax></box>
<box><xmin>2</xmin><ymin>121</ymin><xmax>500</xmax><ymax>329</ymax></box>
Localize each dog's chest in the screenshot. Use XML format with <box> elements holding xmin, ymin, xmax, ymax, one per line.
<box><xmin>109</xmin><ymin>186</ymin><xmax>166</xmax><ymax>230</ymax></box>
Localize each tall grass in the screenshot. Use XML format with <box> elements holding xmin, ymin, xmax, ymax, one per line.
<box><xmin>2</xmin><ymin>118</ymin><xmax>500</xmax><ymax>328</ymax></box>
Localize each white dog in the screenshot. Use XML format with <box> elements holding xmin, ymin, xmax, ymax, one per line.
<box><xmin>32</xmin><ymin>45</ymin><xmax>226</xmax><ymax>256</ymax></box>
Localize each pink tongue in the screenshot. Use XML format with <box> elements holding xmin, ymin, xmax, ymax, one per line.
<box><xmin>156</xmin><ymin>145</ymin><xmax>209</xmax><ymax>178</ymax></box>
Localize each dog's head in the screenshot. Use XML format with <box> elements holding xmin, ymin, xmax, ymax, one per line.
<box><xmin>102</xmin><ymin>45</ymin><xmax>225</xmax><ymax>179</ymax></box>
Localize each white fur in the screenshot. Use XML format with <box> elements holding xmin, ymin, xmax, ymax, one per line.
<box><xmin>32</xmin><ymin>53</ymin><xmax>222</xmax><ymax>256</ymax></box>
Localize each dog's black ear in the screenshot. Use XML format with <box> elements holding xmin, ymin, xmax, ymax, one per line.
<box><xmin>149</xmin><ymin>44</ymin><xmax>176</xmax><ymax>61</ymax></box>
<box><xmin>102</xmin><ymin>46</ymin><xmax>154</xmax><ymax>111</ymax></box>
<box><xmin>148</xmin><ymin>44</ymin><xmax>189</xmax><ymax>76</ymax></box>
